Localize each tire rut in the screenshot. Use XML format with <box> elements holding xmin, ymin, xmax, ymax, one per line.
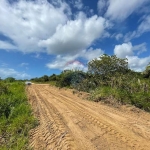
<box><xmin>28</xmin><ymin>86</ymin><xmax>77</xmax><ymax>150</ymax></box>
<box><xmin>41</xmin><ymin>88</ymin><xmax>149</xmax><ymax>150</ymax></box>
<box><xmin>27</xmin><ymin>84</ymin><xmax>150</xmax><ymax>150</ymax></box>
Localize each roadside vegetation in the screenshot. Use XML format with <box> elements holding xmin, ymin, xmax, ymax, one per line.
<box><xmin>31</xmin><ymin>54</ymin><xmax>150</xmax><ymax>112</ymax></box>
<box><xmin>0</xmin><ymin>79</ymin><xmax>37</xmax><ymax>149</ymax></box>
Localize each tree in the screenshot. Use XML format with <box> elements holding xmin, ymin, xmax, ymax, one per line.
<box><xmin>88</xmin><ymin>54</ymin><xmax>128</xmax><ymax>77</ymax></box>
<box><xmin>41</xmin><ymin>75</ymin><xmax>49</xmax><ymax>82</ymax></box>
<box><xmin>143</xmin><ymin>63</ymin><xmax>150</xmax><ymax>78</ymax></box>
<box><xmin>56</xmin><ymin>70</ymin><xmax>86</xmax><ymax>88</ymax></box>
<box><xmin>49</xmin><ymin>74</ymin><xmax>57</xmax><ymax>81</ymax></box>
<box><xmin>5</xmin><ymin>77</ymin><xmax>15</xmax><ymax>82</ymax></box>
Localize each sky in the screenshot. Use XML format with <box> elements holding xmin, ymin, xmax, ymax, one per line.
<box><xmin>0</xmin><ymin>0</ymin><xmax>150</xmax><ymax>79</ymax></box>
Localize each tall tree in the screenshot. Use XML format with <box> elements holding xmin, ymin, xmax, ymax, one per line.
<box><xmin>88</xmin><ymin>54</ymin><xmax>129</xmax><ymax>77</ymax></box>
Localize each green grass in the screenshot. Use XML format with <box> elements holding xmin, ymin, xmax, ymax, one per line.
<box><xmin>90</xmin><ymin>83</ymin><xmax>150</xmax><ymax>112</ymax></box>
<box><xmin>0</xmin><ymin>81</ymin><xmax>37</xmax><ymax>150</ymax></box>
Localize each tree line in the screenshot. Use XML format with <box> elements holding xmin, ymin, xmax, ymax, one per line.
<box><xmin>14</xmin><ymin>54</ymin><xmax>150</xmax><ymax>111</ymax></box>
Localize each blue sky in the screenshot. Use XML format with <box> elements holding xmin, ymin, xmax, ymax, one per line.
<box><xmin>0</xmin><ymin>0</ymin><xmax>150</xmax><ymax>79</ymax></box>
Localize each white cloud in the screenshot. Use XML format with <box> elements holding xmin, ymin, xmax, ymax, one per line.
<box><xmin>0</xmin><ymin>0</ymin><xmax>108</xmax><ymax>56</ymax></box>
<box><xmin>97</xmin><ymin>0</ymin><xmax>108</xmax><ymax>15</ymax></box>
<box><xmin>105</xmin><ymin>0</ymin><xmax>149</xmax><ymax>21</ymax></box>
<box><xmin>39</xmin><ymin>15</ymin><xmax>107</xmax><ymax>55</ymax></box>
<box><xmin>74</xmin><ymin>0</ymin><xmax>83</xmax><ymax>10</ymax></box>
<box><xmin>114</xmin><ymin>42</ymin><xmax>147</xmax><ymax>58</ymax></box>
<box><xmin>127</xmin><ymin>56</ymin><xmax>150</xmax><ymax>72</ymax></box>
<box><xmin>46</xmin><ymin>54</ymin><xmax>87</xmax><ymax>71</ymax></box>
<box><xmin>132</xmin><ymin>43</ymin><xmax>147</xmax><ymax>55</ymax></box>
<box><xmin>114</xmin><ymin>42</ymin><xmax>133</xmax><ymax>58</ymax></box>
<box><xmin>46</xmin><ymin>47</ymin><xmax>104</xmax><ymax>71</ymax></box>
<box><xmin>0</xmin><ymin>40</ymin><xmax>17</xmax><ymax>50</ymax></box>
<box><xmin>80</xmin><ymin>48</ymin><xmax>104</xmax><ymax>61</ymax></box>
<box><xmin>0</xmin><ymin>0</ymin><xmax>69</xmax><ymax>53</ymax></box>
<box><xmin>114</xmin><ymin>42</ymin><xmax>149</xmax><ymax>71</ymax></box>
<box><xmin>115</xmin><ymin>33</ymin><xmax>123</xmax><ymax>41</ymax></box>
<box><xmin>124</xmin><ymin>31</ymin><xmax>137</xmax><ymax>42</ymax></box>
<box><xmin>64</xmin><ymin>60</ymin><xmax>86</xmax><ymax>71</ymax></box>
<box><xmin>0</xmin><ymin>68</ymin><xmax>30</xmax><ymax>79</ymax></box>
<box><xmin>137</xmin><ymin>15</ymin><xmax>150</xmax><ymax>35</ymax></box>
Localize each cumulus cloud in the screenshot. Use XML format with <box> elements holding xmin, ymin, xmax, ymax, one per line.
<box><xmin>0</xmin><ymin>68</ymin><xmax>30</xmax><ymax>79</ymax></box>
<box><xmin>114</xmin><ymin>42</ymin><xmax>149</xmax><ymax>71</ymax></box>
<box><xmin>0</xmin><ymin>0</ymin><xmax>108</xmax><ymax>56</ymax></box>
<box><xmin>39</xmin><ymin>15</ymin><xmax>107</xmax><ymax>55</ymax></box>
<box><xmin>114</xmin><ymin>42</ymin><xmax>147</xmax><ymax>58</ymax></box>
<box><xmin>80</xmin><ymin>48</ymin><xmax>104</xmax><ymax>61</ymax></box>
<box><xmin>0</xmin><ymin>0</ymin><xmax>69</xmax><ymax>53</ymax></box>
<box><xmin>105</xmin><ymin>0</ymin><xmax>149</xmax><ymax>21</ymax></box>
<box><xmin>46</xmin><ymin>54</ymin><xmax>86</xmax><ymax>71</ymax></box>
<box><xmin>46</xmin><ymin>47</ymin><xmax>104</xmax><ymax>71</ymax></box>
<box><xmin>127</xmin><ymin>56</ymin><xmax>150</xmax><ymax>72</ymax></box>
<box><xmin>114</xmin><ymin>42</ymin><xmax>133</xmax><ymax>58</ymax></box>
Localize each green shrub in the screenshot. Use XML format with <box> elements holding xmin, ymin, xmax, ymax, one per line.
<box><xmin>0</xmin><ymin>82</ymin><xmax>37</xmax><ymax>149</ymax></box>
<box><xmin>56</xmin><ymin>70</ymin><xmax>86</xmax><ymax>88</ymax></box>
<box><xmin>0</xmin><ymin>82</ymin><xmax>9</xmax><ymax>95</ymax></box>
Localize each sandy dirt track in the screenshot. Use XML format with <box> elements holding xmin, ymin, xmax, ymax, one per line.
<box><xmin>27</xmin><ymin>84</ymin><xmax>150</xmax><ymax>150</ymax></box>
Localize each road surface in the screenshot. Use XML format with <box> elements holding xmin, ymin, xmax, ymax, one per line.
<box><xmin>27</xmin><ymin>84</ymin><xmax>150</xmax><ymax>150</ymax></box>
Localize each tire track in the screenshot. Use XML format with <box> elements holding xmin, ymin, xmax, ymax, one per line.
<box><xmin>41</xmin><ymin>87</ymin><xmax>148</xmax><ymax>150</ymax></box>
<box><xmin>46</xmin><ymin>86</ymin><xmax>150</xmax><ymax>141</ymax></box>
<box><xmin>27</xmin><ymin>86</ymin><xmax>77</xmax><ymax>150</ymax></box>
<box><xmin>27</xmin><ymin>84</ymin><xmax>150</xmax><ymax>150</ymax></box>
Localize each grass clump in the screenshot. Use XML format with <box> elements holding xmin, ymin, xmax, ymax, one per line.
<box><xmin>0</xmin><ymin>81</ymin><xmax>37</xmax><ymax>150</ymax></box>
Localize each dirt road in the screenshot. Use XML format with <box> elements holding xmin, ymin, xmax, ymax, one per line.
<box><xmin>27</xmin><ymin>84</ymin><xmax>150</xmax><ymax>150</ymax></box>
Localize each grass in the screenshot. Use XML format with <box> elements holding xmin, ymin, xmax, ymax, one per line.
<box><xmin>89</xmin><ymin>79</ymin><xmax>150</xmax><ymax>112</ymax></box>
<box><xmin>0</xmin><ymin>81</ymin><xmax>37</xmax><ymax>150</ymax></box>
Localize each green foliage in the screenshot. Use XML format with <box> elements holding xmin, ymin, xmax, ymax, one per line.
<box><xmin>90</xmin><ymin>75</ymin><xmax>150</xmax><ymax>111</ymax></box>
<box><xmin>41</xmin><ymin>75</ymin><xmax>49</xmax><ymax>82</ymax></box>
<box><xmin>4</xmin><ymin>77</ymin><xmax>16</xmax><ymax>82</ymax></box>
<box><xmin>49</xmin><ymin>74</ymin><xmax>57</xmax><ymax>81</ymax></box>
<box><xmin>88</xmin><ymin>54</ymin><xmax>128</xmax><ymax>77</ymax></box>
<box><xmin>131</xmin><ymin>92</ymin><xmax>150</xmax><ymax>111</ymax></box>
<box><xmin>31</xmin><ymin>74</ymin><xmax>57</xmax><ymax>83</ymax></box>
<box><xmin>0</xmin><ymin>81</ymin><xmax>37</xmax><ymax>149</ymax></box>
<box><xmin>55</xmin><ymin>70</ymin><xmax>86</xmax><ymax>88</ymax></box>
<box><xmin>29</xmin><ymin>54</ymin><xmax>150</xmax><ymax>112</ymax></box>
<box><xmin>0</xmin><ymin>82</ymin><xmax>9</xmax><ymax>95</ymax></box>
<box><xmin>143</xmin><ymin>63</ymin><xmax>150</xmax><ymax>78</ymax></box>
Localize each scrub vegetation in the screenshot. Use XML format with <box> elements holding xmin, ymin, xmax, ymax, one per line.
<box><xmin>31</xmin><ymin>54</ymin><xmax>150</xmax><ymax>112</ymax></box>
<box><xmin>0</xmin><ymin>80</ymin><xmax>37</xmax><ymax>150</ymax></box>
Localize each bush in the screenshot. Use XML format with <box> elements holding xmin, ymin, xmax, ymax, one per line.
<box><xmin>4</xmin><ymin>77</ymin><xmax>15</xmax><ymax>83</ymax></box>
<box><xmin>0</xmin><ymin>82</ymin><xmax>37</xmax><ymax>149</ymax></box>
<box><xmin>56</xmin><ymin>70</ymin><xmax>86</xmax><ymax>88</ymax></box>
<box><xmin>89</xmin><ymin>77</ymin><xmax>150</xmax><ymax>111</ymax></box>
<box><xmin>0</xmin><ymin>82</ymin><xmax>9</xmax><ymax>95</ymax></box>
<box><xmin>25</xmin><ymin>55</ymin><xmax>150</xmax><ymax>112</ymax></box>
